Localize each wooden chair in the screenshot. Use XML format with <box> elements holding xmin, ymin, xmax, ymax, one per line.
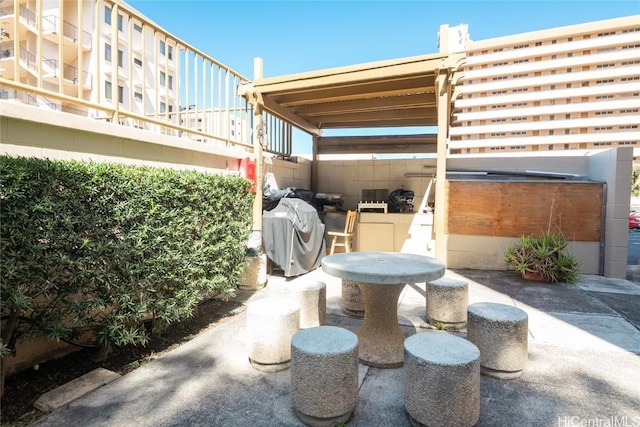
<box><xmin>328</xmin><ymin>210</ymin><xmax>358</xmax><ymax>255</ymax></box>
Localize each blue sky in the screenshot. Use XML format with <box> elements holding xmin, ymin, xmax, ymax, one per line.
<box><xmin>127</xmin><ymin>1</ymin><xmax>639</xmax><ymax>154</ymax></box>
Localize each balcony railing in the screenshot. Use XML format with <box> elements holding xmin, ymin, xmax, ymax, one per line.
<box><xmin>1</xmin><ymin>1</ymin><xmax>292</xmax><ymax>157</ymax></box>
<box><xmin>19</xmin><ymin>5</ymin><xmax>36</xmax><ymax>27</ymax></box>
<box><xmin>42</xmin><ymin>14</ymin><xmax>92</xmax><ymax>50</ymax></box>
<box><xmin>0</xmin><ymin>1</ymin><xmax>13</xmax><ymax>17</ymax></box>
<box><xmin>20</xmin><ymin>49</ymin><xmax>92</xmax><ymax>89</ymax></box>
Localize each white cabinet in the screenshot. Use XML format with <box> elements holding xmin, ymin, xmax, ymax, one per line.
<box><xmin>356</xmin><ymin>213</ymin><xmax>434</xmax><ymax>256</ymax></box>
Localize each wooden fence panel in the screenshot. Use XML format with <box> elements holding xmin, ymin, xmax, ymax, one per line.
<box><xmin>445</xmin><ymin>181</ymin><xmax>603</xmax><ymax>242</ymax></box>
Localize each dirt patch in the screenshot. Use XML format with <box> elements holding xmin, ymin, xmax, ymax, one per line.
<box><xmin>1</xmin><ymin>298</ymin><xmax>245</xmax><ymax>427</ymax></box>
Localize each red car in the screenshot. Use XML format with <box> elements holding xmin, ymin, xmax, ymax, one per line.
<box><xmin>630</xmin><ymin>212</ymin><xmax>640</xmax><ymax>229</ymax></box>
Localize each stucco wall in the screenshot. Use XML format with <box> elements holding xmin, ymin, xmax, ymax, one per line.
<box><xmin>0</xmin><ymin>102</ymin><xmax>248</xmax><ymax>173</ymax></box>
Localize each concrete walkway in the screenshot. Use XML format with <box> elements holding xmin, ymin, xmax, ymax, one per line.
<box><xmin>34</xmin><ymin>268</ymin><xmax>640</xmax><ymax>427</ymax></box>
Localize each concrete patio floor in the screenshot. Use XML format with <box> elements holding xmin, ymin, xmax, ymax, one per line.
<box><xmin>34</xmin><ymin>268</ymin><xmax>640</xmax><ymax>427</ymax></box>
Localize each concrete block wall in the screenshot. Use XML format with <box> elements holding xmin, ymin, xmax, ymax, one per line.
<box><xmin>316</xmin><ymin>151</ymin><xmax>629</xmax><ymax>278</ymax></box>
<box><xmin>441</xmin><ymin>153</ymin><xmax>601</xmax><ymax>274</ymax></box>
<box><xmin>317</xmin><ymin>158</ymin><xmax>438</xmax><ymax>211</ymax></box>
<box><xmin>268</xmin><ymin>156</ymin><xmax>311</xmax><ymax>190</ymax></box>
<box><xmin>587</xmin><ymin>147</ymin><xmax>634</xmax><ymax>277</ymax></box>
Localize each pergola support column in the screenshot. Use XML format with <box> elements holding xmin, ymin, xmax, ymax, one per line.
<box><xmin>434</xmin><ymin>69</ymin><xmax>449</xmax><ymax>261</ymax></box>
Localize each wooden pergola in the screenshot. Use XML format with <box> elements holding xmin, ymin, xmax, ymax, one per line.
<box><xmin>238</xmin><ymin>50</ymin><xmax>465</xmax><ymax>259</ymax></box>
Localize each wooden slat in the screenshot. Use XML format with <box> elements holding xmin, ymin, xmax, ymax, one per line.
<box><xmin>445</xmin><ymin>181</ymin><xmax>603</xmax><ymax>241</ymax></box>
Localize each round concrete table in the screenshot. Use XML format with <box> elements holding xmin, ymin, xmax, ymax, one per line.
<box><xmin>322</xmin><ymin>252</ymin><xmax>445</xmax><ymax>368</ymax></box>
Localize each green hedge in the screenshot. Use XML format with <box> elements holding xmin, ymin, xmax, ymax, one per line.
<box><xmin>0</xmin><ymin>156</ymin><xmax>253</xmax><ymax>354</ymax></box>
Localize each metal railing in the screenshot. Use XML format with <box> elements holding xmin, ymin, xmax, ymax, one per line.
<box><xmin>19</xmin><ymin>5</ymin><xmax>35</xmax><ymax>27</ymax></box>
<box><xmin>0</xmin><ymin>0</ymin><xmax>13</xmax><ymax>17</ymax></box>
<box><xmin>42</xmin><ymin>14</ymin><xmax>92</xmax><ymax>50</ymax></box>
<box><xmin>0</xmin><ymin>0</ymin><xmax>292</xmax><ymax>157</ymax></box>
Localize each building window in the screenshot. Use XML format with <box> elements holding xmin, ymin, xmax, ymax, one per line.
<box><xmin>118</xmin><ymin>85</ymin><xmax>124</xmax><ymax>103</ymax></box>
<box><xmin>104</xmin><ymin>6</ymin><xmax>111</xmax><ymax>25</ymax></box>
<box><xmin>160</xmin><ymin>41</ymin><xmax>166</xmax><ymax>56</ymax></box>
<box><xmin>160</xmin><ymin>102</ymin><xmax>166</xmax><ymax>113</ymax></box>
<box><xmin>160</xmin><ymin>71</ymin><xmax>166</xmax><ymax>87</ymax></box>
<box><xmin>105</xmin><ymin>81</ymin><xmax>112</xmax><ymax>100</ymax></box>
<box><xmin>104</xmin><ymin>43</ymin><xmax>112</xmax><ymax>62</ymax></box>
<box><xmin>134</xmin><ymin>57</ymin><xmax>142</xmax><ymax>66</ymax></box>
<box><xmin>134</xmin><ymin>91</ymin><xmax>143</xmax><ymax>101</ymax></box>
<box><xmin>118</xmin><ymin>49</ymin><xmax>123</xmax><ymax>67</ymax></box>
<box><xmin>168</xmin><ymin>45</ymin><xmax>173</xmax><ymax>60</ymax></box>
<box><xmin>168</xmin><ymin>75</ymin><xmax>173</xmax><ymax>90</ymax></box>
<box><xmin>117</xmin><ymin>14</ymin><xmax>123</xmax><ymax>31</ymax></box>
<box><xmin>133</xmin><ymin>22</ymin><xmax>142</xmax><ymax>32</ymax></box>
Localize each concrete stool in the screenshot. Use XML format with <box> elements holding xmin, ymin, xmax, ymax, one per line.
<box><xmin>247</xmin><ymin>297</ymin><xmax>300</xmax><ymax>372</ymax></box>
<box><xmin>425</xmin><ymin>277</ymin><xmax>468</xmax><ymax>330</ymax></box>
<box><xmin>291</xmin><ymin>326</ymin><xmax>359</xmax><ymax>427</ymax></box>
<box><xmin>341</xmin><ymin>279</ymin><xmax>364</xmax><ymax>317</ymax></box>
<box><xmin>296</xmin><ymin>281</ymin><xmax>326</xmax><ymax>329</ymax></box>
<box><xmin>467</xmin><ymin>302</ymin><xmax>529</xmax><ymax>379</ymax></box>
<box><xmin>404</xmin><ymin>332</ymin><xmax>480</xmax><ymax>427</ymax></box>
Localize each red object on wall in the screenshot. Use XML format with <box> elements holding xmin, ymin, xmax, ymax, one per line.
<box><xmin>240</xmin><ymin>157</ymin><xmax>257</xmax><ymax>193</ymax></box>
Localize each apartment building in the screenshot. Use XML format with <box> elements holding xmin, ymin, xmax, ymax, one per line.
<box><xmin>449</xmin><ymin>15</ymin><xmax>640</xmax><ymax>159</ymax></box>
<box><xmin>0</xmin><ymin>0</ymin><xmax>291</xmax><ymax>155</ymax></box>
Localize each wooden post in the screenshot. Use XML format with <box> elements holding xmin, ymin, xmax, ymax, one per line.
<box><xmin>253</xmin><ymin>58</ymin><xmax>264</xmax><ymax>236</ymax></box>
<box><xmin>434</xmin><ymin>69</ymin><xmax>448</xmax><ymax>261</ymax></box>
<box><xmin>311</xmin><ymin>135</ymin><xmax>319</xmax><ymax>192</ymax></box>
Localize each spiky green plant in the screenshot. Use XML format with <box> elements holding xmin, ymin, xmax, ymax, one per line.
<box><xmin>504</xmin><ymin>230</ymin><xmax>579</xmax><ymax>283</ymax></box>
